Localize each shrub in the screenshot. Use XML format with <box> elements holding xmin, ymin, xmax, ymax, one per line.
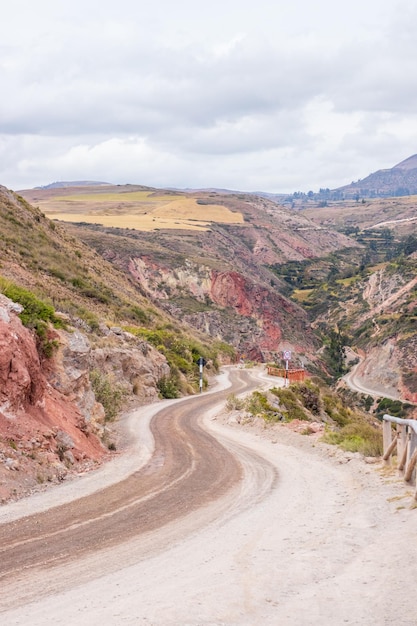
<box><xmin>157</xmin><ymin>375</ymin><xmax>180</xmax><ymax>399</ymax></box>
<box><xmin>242</xmin><ymin>389</ymin><xmax>293</xmax><ymax>422</ymax></box>
<box><xmin>375</xmin><ymin>397</ymin><xmax>413</xmax><ymax>420</ymax></box>
<box><xmin>295</xmin><ymin>381</ymin><xmax>321</xmax><ymax>414</ymax></box>
<box><xmin>323</xmin><ymin>422</ymin><xmax>382</xmax><ymax>456</ymax></box>
<box><xmin>269</xmin><ymin>388</ymin><xmax>309</xmax><ymax>421</ymax></box>
<box><xmin>0</xmin><ymin>279</ymin><xmax>62</xmax><ymax>327</ymax></box>
<box><xmin>0</xmin><ymin>278</ymin><xmax>64</xmax><ymax>358</ymax></box>
<box><xmin>90</xmin><ymin>370</ymin><xmax>127</xmax><ymax>422</ymax></box>
<box><xmin>226</xmin><ymin>394</ymin><xmax>245</xmax><ymax>411</ymax></box>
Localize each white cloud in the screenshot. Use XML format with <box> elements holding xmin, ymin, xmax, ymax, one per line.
<box><xmin>1</xmin><ymin>0</ymin><xmax>417</xmax><ymax>192</ymax></box>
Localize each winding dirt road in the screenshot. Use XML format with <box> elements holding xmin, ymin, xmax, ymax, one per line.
<box><xmin>0</xmin><ymin>369</ymin><xmax>268</xmax><ymax>609</ymax></box>
<box><xmin>1</xmin><ymin>367</ymin><xmax>417</xmax><ymax>625</ymax></box>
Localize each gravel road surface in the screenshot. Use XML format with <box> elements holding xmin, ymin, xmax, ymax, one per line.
<box><xmin>1</xmin><ymin>367</ymin><xmax>416</xmax><ymax>625</ymax></box>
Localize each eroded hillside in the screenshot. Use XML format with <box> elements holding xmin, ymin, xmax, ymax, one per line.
<box><xmin>25</xmin><ymin>185</ymin><xmax>358</xmax><ymax>364</ymax></box>
<box><xmin>0</xmin><ymin>185</ymin><xmax>230</xmax><ymax>500</ymax></box>
<box><xmin>282</xmin><ymin>246</ymin><xmax>417</xmax><ymax>403</ymax></box>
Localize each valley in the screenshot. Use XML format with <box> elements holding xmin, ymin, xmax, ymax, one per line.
<box><xmin>1</xmin><ymin>169</ymin><xmax>417</xmax><ymax>624</ymax></box>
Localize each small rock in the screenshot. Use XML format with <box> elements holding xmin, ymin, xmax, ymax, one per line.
<box><xmin>63</xmin><ymin>450</ymin><xmax>75</xmax><ymax>465</ymax></box>
<box><xmin>55</xmin><ymin>430</ymin><xmax>75</xmax><ymax>450</ymax></box>
<box><xmin>4</xmin><ymin>458</ymin><xmax>19</xmax><ymax>471</ymax></box>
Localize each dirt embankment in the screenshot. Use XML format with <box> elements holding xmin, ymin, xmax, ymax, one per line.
<box><xmin>0</xmin><ymin>294</ymin><xmax>106</xmax><ymax>501</ymax></box>
<box><xmin>0</xmin><ymin>293</ymin><xmax>170</xmax><ymax>503</ymax></box>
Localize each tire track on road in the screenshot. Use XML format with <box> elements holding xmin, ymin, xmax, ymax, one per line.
<box><xmin>0</xmin><ymin>370</ymin><xmax>257</xmax><ymax>580</ymax></box>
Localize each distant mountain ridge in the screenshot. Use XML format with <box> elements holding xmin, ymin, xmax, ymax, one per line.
<box><xmin>36</xmin><ymin>181</ymin><xmax>111</xmax><ymax>189</ymax></box>
<box><xmin>333</xmin><ymin>154</ymin><xmax>417</xmax><ymax>199</ymax></box>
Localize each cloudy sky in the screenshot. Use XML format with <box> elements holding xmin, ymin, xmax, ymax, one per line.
<box><xmin>1</xmin><ymin>0</ymin><xmax>417</xmax><ymax>193</ymax></box>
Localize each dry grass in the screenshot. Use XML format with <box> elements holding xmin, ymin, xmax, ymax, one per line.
<box><xmin>29</xmin><ymin>189</ymin><xmax>244</xmax><ymax>232</ymax></box>
<box><xmin>304</xmin><ymin>195</ymin><xmax>417</xmax><ymax>231</ymax></box>
<box><xmin>52</xmin><ymin>213</ymin><xmax>212</xmax><ymax>232</ymax></box>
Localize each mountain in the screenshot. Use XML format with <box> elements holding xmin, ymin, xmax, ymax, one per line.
<box><xmin>3</xmin><ymin>174</ymin><xmax>416</xmax><ymax>501</ymax></box>
<box><xmin>19</xmin><ymin>184</ymin><xmax>358</xmax><ymax>364</ymax></box>
<box><xmin>35</xmin><ymin>181</ymin><xmax>111</xmax><ymax>189</ymax></box>
<box><xmin>333</xmin><ymin>154</ymin><xmax>417</xmax><ymax>199</ymax></box>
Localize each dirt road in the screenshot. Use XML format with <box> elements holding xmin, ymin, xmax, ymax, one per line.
<box><xmin>1</xmin><ymin>367</ymin><xmax>417</xmax><ymax>625</ymax></box>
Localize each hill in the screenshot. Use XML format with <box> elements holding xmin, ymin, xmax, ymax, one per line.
<box><xmin>275</xmin><ymin>233</ymin><xmax>417</xmax><ymax>405</ymax></box>
<box><xmin>19</xmin><ymin>184</ymin><xmax>358</xmax><ymax>363</ymax></box>
<box><xmin>330</xmin><ymin>154</ymin><xmax>417</xmax><ymax>199</ymax></box>
<box><xmin>6</xmin><ymin>178</ymin><xmax>415</xmax><ymax>502</ymax></box>
<box><xmin>0</xmin><ymin>185</ymin><xmax>234</xmax><ymax>500</ymax></box>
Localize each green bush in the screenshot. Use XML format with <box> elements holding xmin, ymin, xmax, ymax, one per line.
<box><xmin>323</xmin><ymin>394</ymin><xmax>351</xmax><ymax>426</ymax></box>
<box><xmin>295</xmin><ymin>381</ymin><xmax>321</xmax><ymax>414</ymax></box>
<box><xmin>226</xmin><ymin>394</ymin><xmax>245</xmax><ymax>411</ymax></box>
<box><xmin>0</xmin><ymin>278</ymin><xmax>64</xmax><ymax>357</ymax></box>
<box><xmin>375</xmin><ymin>397</ymin><xmax>413</xmax><ymax>420</ymax></box>
<box><xmin>323</xmin><ymin>422</ymin><xmax>382</xmax><ymax>456</ymax></box>
<box><xmin>157</xmin><ymin>375</ymin><xmax>180</xmax><ymax>399</ymax></box>
<box><xmin>269</xmin><ymin>388</ymin><xmax>309</xmax><ymax>421</ymax></box>
<box><xmin>129</xmin><ymin>326</ymin><xmax>220</xmax><ymax>392</ymax></box>
<box><xmin>90</xmin><ymin>370</ymin><xmax>127</xmax><ymax>422</ymax></box>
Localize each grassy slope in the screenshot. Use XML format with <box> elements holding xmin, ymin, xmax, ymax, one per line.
<box><xmin>0</xmin><ymin>186</ymin><xmax>230</xmax><ymax>389</ymax></box>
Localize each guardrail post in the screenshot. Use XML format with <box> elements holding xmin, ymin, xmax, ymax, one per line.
<box><xmin>383</xmin><ymin>420</ymin><xmax>393</xmax><ymax>464</ymax></box>
<box><xmin>398</xmin><ymin>427</ymin><xmax>409</xmax><ymax>473</ymax></box>
<box><xmin>405</xmin><ymin>432</ymin><xmax>417</xmax><ymax>484</ymax></box>
<box><xmin>383</xmin><ymin>415</ymin><xmax>417</xmax><ymax>497</ymax></box>
<box><xmin>397</xmin><ymin>424</ymin><xmax>408</xmax><ymax>472</ymax></box>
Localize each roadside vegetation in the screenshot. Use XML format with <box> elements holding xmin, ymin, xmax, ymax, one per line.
<box><xmin>89</xmin><ymin>369</ymin><xmax>128</xmax><ymax>422</ymax></box>
<box><xmin>227</xmin><ymin>379</ymin><xmax>383</xmax><ymax>457</ymax></box>
<box><xmin>124</xmin><ymin>325</ymin><xmax>235</xmax><ymax>397</ymax></box>
<box><xmin>0</xmin><ymin>277</ymin><xmax>64</xmax><ymax>358</ymax></box>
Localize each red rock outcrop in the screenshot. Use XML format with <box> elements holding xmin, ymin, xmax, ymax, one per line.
<box><xmin>125</xmin><ymin>255</ymin><xmax>317</xmax><ymax>362</ymax></box>
<box><xmin>210</xmin><ymin>270</ymin><xmax>315</xmax><ymax>358</ymax></box>
<box><xmin>0</xmin><ymin>295</ymin><xmax>105</xmax><ymax>502</ymax></box>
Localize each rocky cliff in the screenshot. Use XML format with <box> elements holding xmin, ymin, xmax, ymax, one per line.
<box><xmin>60</xmin><ymin>190</ymin><xmax>356</xmax><ymax>364</ymax></box>
<box><xmin>0</xmin><ymin>293</ymin><xmax>170</xmax><ymax>502</ymax></box>
<box><xmin>0</xmin><ymin>294</ymin><xmax>104</xmax><ymax>501</ymax></box>
<box><xmin>127</xmin><ymin>255</ymin><xmax>316</xmax><ymax>362</ymax></box>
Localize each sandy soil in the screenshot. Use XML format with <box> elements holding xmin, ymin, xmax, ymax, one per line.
<box><xmin>1</xmin><ymin>367</ymin><xmax>416</xmax><ymax>626</ymax></box>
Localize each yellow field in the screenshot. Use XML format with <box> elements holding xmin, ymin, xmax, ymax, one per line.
<box><xmin>40</xmin><ymin>190</ymin><xmax>244</xmax><ymax>231</ymax></box>
<box><xmin>51</xmin><ymin>213</ymin><xmax>213</xmax><ymax>231</ymax></box>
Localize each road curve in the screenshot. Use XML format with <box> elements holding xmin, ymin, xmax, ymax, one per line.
<box><xmin>0</xmin><ymin>368</ymin><xmax>262</xmax><ymax>582</ymax></box>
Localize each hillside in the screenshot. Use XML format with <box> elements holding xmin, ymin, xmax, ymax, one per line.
<box><xmin>277</xmin><ymin>232</ymin><xmax>417</xmax><ymax>405</ymax></box>
<box><xmin>335</xmin><ymin>154</ymin><xmax>417</xmax><ymax>199</ymax></box>
<box><xmin>5</xmin><ymin>179</ymin><xmax>415</xmax><ymax>502</ymax></box>
<box><xmin>0</xmin><ymin>185</ymin><xmax>232</xmax><ymax>501</ymax></box>
<box><xmin>302</xmin><ymin>195</ymin><xmax>417</xmax><ymax>237</ymax></box>
<box><xmin>19</xmin><ymin>184</ymin><xmax>358</xmax><ymax>363</ymax></box>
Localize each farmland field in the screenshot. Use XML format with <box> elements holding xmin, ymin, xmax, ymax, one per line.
<box><xmin>20</xmin><ymin>186</ymin><xmax>245</xmax><ymax>231</ymax></box>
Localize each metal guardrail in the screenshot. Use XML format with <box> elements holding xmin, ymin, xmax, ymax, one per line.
<box><xmin>382</xmin><ymin>414</ymin><xmax>417</xmax><ymax>500</ymax></box>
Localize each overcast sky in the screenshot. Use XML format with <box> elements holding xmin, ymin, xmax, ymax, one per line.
<box><xmin>1</xmin><ymin>0</ymin><xmax>417</xmax><ymax>193</ymax></box>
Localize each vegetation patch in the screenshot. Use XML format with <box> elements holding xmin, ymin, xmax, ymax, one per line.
<box><xmin>0</xmin><ymin>277</ymin><xmax>64</xmax><ymax>358</ymax></box>
<box><xmin>374</xmin><ymin>397</ymin><xmax>413</xmax><ymax>420</ymax></box>
<box><xmin>322</xmin><ymin>422</ymin><xmax>382</xmax><ymax>456</ymax></box>
<box><xmin>233</xmin><ymin>380</ymin><xmax>382</xmax><ymax>457</ymax></box>
<box><xmin>125</xmin><ymin>325</ymin><xmax>233</xmax><ymax>394</ymax></box>
<box><xmin>89</xmin><ymin>370</ymin><xmax>127</xmax><ymax>422</ymax></box>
